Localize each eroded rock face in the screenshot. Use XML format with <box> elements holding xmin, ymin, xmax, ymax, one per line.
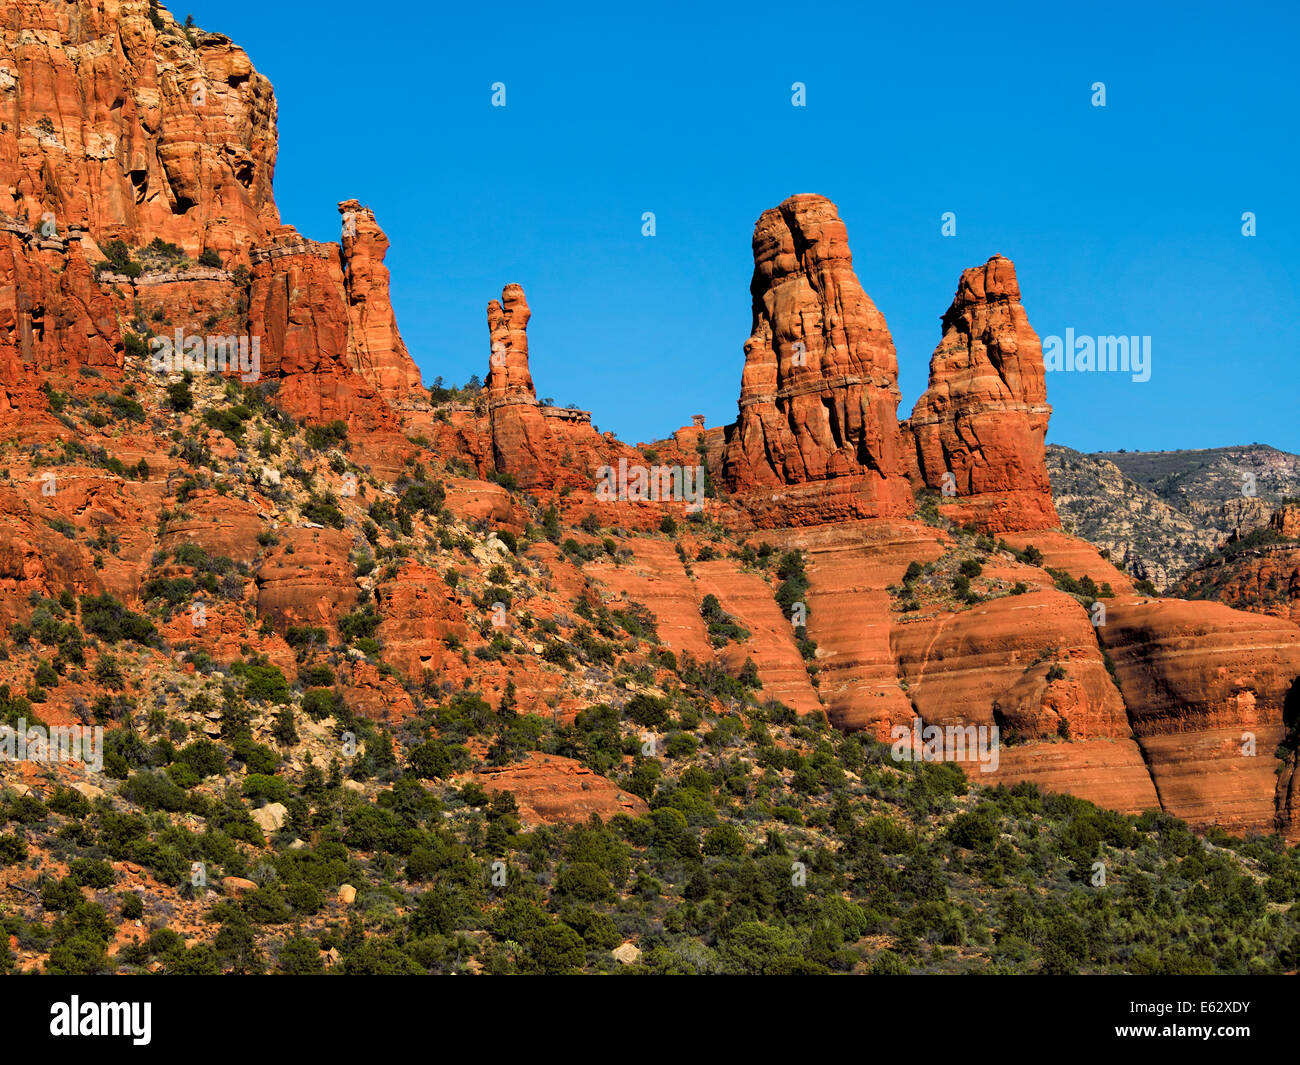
<box><xmin>1097</xmin><ymin>597</ymin><xmax>1300</xmax><ymax>838</ymax></box>
<box><xmin>338</xmin><ymin>200</ymin><xmax>423</xmax><ymax>404</ymax></box>
<box><xmin>1184</xmin><ymin>550</ymin><xmax>1300</xmax><ymax>626</ymax></box>
<box><xmin>1</xmin><ymin>4</ymin><xmax>419</xmax><ymax>439</ymax></box>
<box><xmin>467</xmin><ymin>753</ymin><xmax>649</xmax><ymax>827</ymax></box>
<box><xmin>247</xmin><ymin>228</ymin><xmax>401</xmax><ymax>433</ymax></box>
<box><xmin>2</xmin><ymin>2</ymin><xmax>1298</xmax><ymax>855</ymax></box>
<box><xmin>486</xmin><ymin>283</ymin><xmax>535</xmax><ymax>402</ymax></box>
<box><xmin>0</xmin><ymin>482</ymin><xmax>106</xmax><ymax>628</ymax></box>
<box><xmin>768</xmin><ymin>519</ymin><xmax>945</xmax><ymax>733</ymax></box>
<box><xmin>721</xmin><ymin>195</ymin><xmax>914</xmax><ymax>526</ymax></box>
<box><xmin>478</xmin><ymin>283</ymin><xmax>640</xmax><ymax>494</ymax></box>
<box><xmin>0</xmin><ymin>2</ymin><xmax>279</xmax><ymax>259</ymax></box>
<box><xmin>695</xmin><ymin>559</ymin><xmax>823</xmax><ymax>716</ymax></box>
<box><xmin>1273</xmin><ymin>505</ymin><xmax>1300</xmax><ymax>540</ymax></box>
<box><xmin>254</xmin><ymin>526</ymin><xmax>357</xmax><ymax>637</ymax></box>
<box><xmin>373</xmin><ymin>562</ymin><xmax>468</xmax><ymax>681</ymax></box>
<box><xmin>905</xmin><ymin>255</ymin><xmax>1058</xmax><ymax>533</ymax></box>
<box><xmin>893</xmin><ymin>590</ymin><xmax>1130</xmax><ymax>743</ymax></box>
<box><xmin>159</xmin><ymin>490</ymin><xmax>266</xmax><ymax>565</ymax></box>
<box><xmin>0</xmin><ymin>225</ymin><xmax>122</xmax><ymax>413</ymax></box>
<box><xmin>485</xmin><ymin>284</ymin><xmax>552</xmax><ymax>487</ymax></box>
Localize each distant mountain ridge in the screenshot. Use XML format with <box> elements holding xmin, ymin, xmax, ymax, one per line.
<box><xmin>1047</xmin><ymin>443</ymin><xmax>1300</xmax><ymax>588</ymax></box>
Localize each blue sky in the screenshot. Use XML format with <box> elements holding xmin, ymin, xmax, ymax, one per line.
<box><xmin>186</xmin><ymin>0</ymin><xmax>1298</xmax><ymax>453</ymax></box>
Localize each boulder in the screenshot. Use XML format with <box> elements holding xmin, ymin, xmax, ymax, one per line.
<box><xmin>251</xmin><ymin>802</ymin><xmax>288</xmax><ymax>833</ymax></box>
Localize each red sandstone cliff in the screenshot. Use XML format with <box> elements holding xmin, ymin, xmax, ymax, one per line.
<box><xmin>339</xmin><ymin>199</ymin><xmax>423</xmax><ymax>404</ymax></box>
<box><xmin>1</xmin><ymin>0</ymin><xmax>279</xmax><ymax>259</ymax></box>
<box><xmin>0</xmin><ymin>0</ymin><xmax>421</xmax><ymax>433</ymax></box>
<box><xmin>1</xmin><ymin>3</ymin><xmax>1299</xmax><ymax>849</ymax></box>
<box><xmin>485</xmin><ymin>283</ymin><xmax>553</xmax><ymax>487</ymax></box>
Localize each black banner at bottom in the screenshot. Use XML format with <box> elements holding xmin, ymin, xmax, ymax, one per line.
<box><xmin>0</xmin><ymin>974</ymin><xmax>1285</xmax><ymax>1054</ymax></box>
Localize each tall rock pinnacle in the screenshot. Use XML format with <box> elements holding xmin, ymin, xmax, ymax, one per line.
<box><xmin>485</xmin><ymin>283</ymin><xmax>536</xmax><ymax>403</ymax></box>
<box><xmin>904</xmin><ymin>254</ymin><xmax>1058</xmax><ymax>532</ymax></box>
<box><xmin>484</xmin><ymin>284</ymin><xmax>551</xmax><ymax>486</ymax></box>
<box><xmin>338</xmin><ymin>200</ymin><xmax>423</xmax><ymax>404</ymax></box>
<box><xmin>721</xmin><ymin>194</ymin><xmax>914</xmax><ymax>526</ymax></box>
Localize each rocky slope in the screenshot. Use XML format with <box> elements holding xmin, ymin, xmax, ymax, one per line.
<box><xmin>1175</xmin><ymin>504</ymin><xmax>1300</xmax><ymax>625</ymax></box>
<box><xmin>1047</xmin><ymin>444</ymin><xmax>1300</xmax><ymax>590</ymax></box>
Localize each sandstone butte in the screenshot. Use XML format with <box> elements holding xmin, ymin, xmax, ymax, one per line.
<box><xmin>1</xmin><ymin>2</ymin><xmax>1298</xmax><ymax>839</ymax></box>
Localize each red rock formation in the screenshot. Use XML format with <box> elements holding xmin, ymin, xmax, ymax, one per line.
<box><xmin>0</xmin><ymin>2</ymin><xmax>279</xmax><ymax>260</ymax></box>
<box><xmin>3</xmin><ymin>2</ymin><xmax>1299</xmax><ymax>855</ymax></box>
<box><xmin>342</xmin><ymin>658</ymin><xmax>416</xmax><ymax>724</ymax></box>
<box><xmin>159</xmin><ymin>489</ymin><xmax>266</xmax><ymax>565</ymax></box>
<box><xmin>373</xmin><ymin>562</ymin><xmax>468</xmax><ymax>681</ymax></box>
<box><xmin>486</xmin><ymin>283</ymin><xmax>535</xmax><ymax>401</ymax></box>
<box><xmin>0</xmin><ymin>482</ymin><xmax>105</xmax><ymax>628</ymax></box>
<box><xmin>466</xmin><ymin>753</ymin><xmax>649</xmax><ymax>827</ymax></box>
<box><xmin>1174</xmin><ymin>507</ymin><xmax>1300</xmax><ymax>625</ymax></box>
<box><xmin>586</xmin><ymin>539</ymin><xmax>715</xmax><ymax>660</ymax></box>
<box><xmin>478</xmin><ymin>283</ymin><xmax>641</xmax><ymax>495</ymax></box>
<box><xmin>1</xmin><ymin>3</ymin><xmax>420</xmax><ymax>443</ymax></box>
<box><xmin>442</xmin><ymin>477</ymin><xmax>519</xmax><ymax>529</ymax></box>
<box><xmin>1182</xmin><ymin>550</ymin><xmax>1300</xmax><ymax>626</ymax></box>
<box><xmin>160</xmin><ymin>599</ymin><xmax>297</xmax><ymax>677</ymax></box>
<box><xmin>1</xmin><ymin>222</ymin><xmax>122</xmax><ymax>415</ymax></box>
<box><xmin>484</xmin><ymin>284</ymin><xmax>552</xmax><ymax>487</ymax></box>
<box><xmin>338</xmin><ymin>199</ymin><xmax>423</xmax><ymax>404</ymax></box>
<box><xmin>247</xmin><ymin>227</ymin><xmax>402</xmax><ymax>435</ymax></box>
<box><xmin>891</xmin><ymin>589</ymin><xmax>1130</xmax><ymax>743</ymax></box>
<box><xmin>1000</xmin><ymin>529</ymin><xmax>1135</xmax><ymax>593</ymax></box>
<box><xmin>766</xmin><ymin>520</ymin><xmax>947</xmax><ymax>732</ymax></box>
<box><xmin>254</xmin><ymin>526</ymin><xmax>357</xmax><ymax>637</ymax></box>
<box><xmin>987</xmin><ymin>741</ymin><xmax>1160</xmax><ymax>816</ymax></box>
<box><xmin>905</xmin><ymin>255</ymin><xmax>1058</xmax><ymax>533</ymax></box>
<box><xmin>1273</xmin><ymin>505</ymin><xmax>1300</xmax><ymax>540</ymax></box>
<box><xmin>1097</xmin><ymin>597</ymin><xmax>1300</xmax><ymax>837</ymax></box>
<box><xmin>694</xmin><ymin>560</ymin><xmax>823</xmax><ymax>715</ymax></box>
<box><xmin>722</xmin><ymin>195</ymin><xmax>914</xmax><ymax>526</ymax></box>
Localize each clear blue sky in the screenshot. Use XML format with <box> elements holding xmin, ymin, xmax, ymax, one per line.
<box><xmin>184</xmin><ymin>0</ymin><xmax>1298</xmax><ymax>453</ymax></box>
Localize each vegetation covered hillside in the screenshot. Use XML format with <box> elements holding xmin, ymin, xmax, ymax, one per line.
<box><xmin>2</xmin><ymin>367</ymin><xmax>1300</xmax><ymax>976</ymax></box>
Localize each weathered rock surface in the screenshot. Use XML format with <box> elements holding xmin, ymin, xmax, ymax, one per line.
<box><xmin>254</xmin><ymin>526</ymin><xmax>356</xmax><ymax>636</ymax></box>
<box><xmin>586</xmin><ymin>539</ymin><xmax>714</xmax><ymax>660</ymax></box>
<box><xmin>373</xmin><ymin>562</ymin><xmax>469</xmax><ymax>681</ymax></box>
<box><xmin>1</xmin><ymin>2</ymin><xmax>279</xmax><ymax>260</ymax></box>
<box><xmin>1097</xmin><ymin>596</ymin><xmax>1300</xmax><ymax>837</ymax></box>
<box><xmin>467</xmin><ymin>753</ymin><xmax>649</xmax><ymax>827</ymax></box>
<box><xmin>1</xmin><ymin>0</ymin><xmax>1298</xmax><ymax>857</ymax></box>
<box><xmin>905</xmin><ymin>255</ymin><xmax>1057</xmax><ymax>533</ymax></box>
<box><xmin>159</xmin><ymin>489</ymin><xmax>266</xmax><ymax>565</ymax></box>
<box><xmin>484</xmin><ymin>284</ymin><xmax>552</xmax><ymax>488</ymax></box>
<box><xmin>721</xmin><ymin>195</ymin><xmax>914</xmax><ymax>526</ymax></box>
<box><xmin>338</xmin><ymin>200</ymin><xmax>423</xmax><ymax>404</ymax></box>
<box><xmin>247</xmin><ymin>227</ymin><xmax>401</xmax><ymax>433</ymax></box>
<box><xmin>769</xmin><ymin>520</ymin><xmax>946</xmax><ymax>733</ymax></box>
<box><xmin>892</xmin><ymin>589</ymin><xmax>1130</xmax><ymax>742</ymax></box>
<box><xmin>694</xmin><ymin>559</ymin><xmax>823</xmax><ymax>716</ymax></box>
<box><xmin>1000</xmin><ymin>529</ymin><xmax>1135</xmax><ymax>593</ymax></box>
<box><xmin>478</xmin><ymin>283</ymin><xmax>640</xmax><ymax>495</ymax></box>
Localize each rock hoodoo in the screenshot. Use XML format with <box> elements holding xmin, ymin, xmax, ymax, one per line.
<box><xmin>339</xmin><ymin>200</ymin><xmax>424</xmax><ymax>405</ymax></box>
<box><xmin>904</xmin><ymin>255</ymin><xmax>1058</xmax><ymax>533</ymax></box>
<box><xmin>721</xmin><ymin>194</ymin><xmax>914</xmax><ymax>526</ymax></box>
<box><xmin>484</xmin><ymin>283</ymin><xmax>560</xmax><ymax>488</ymax></box>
